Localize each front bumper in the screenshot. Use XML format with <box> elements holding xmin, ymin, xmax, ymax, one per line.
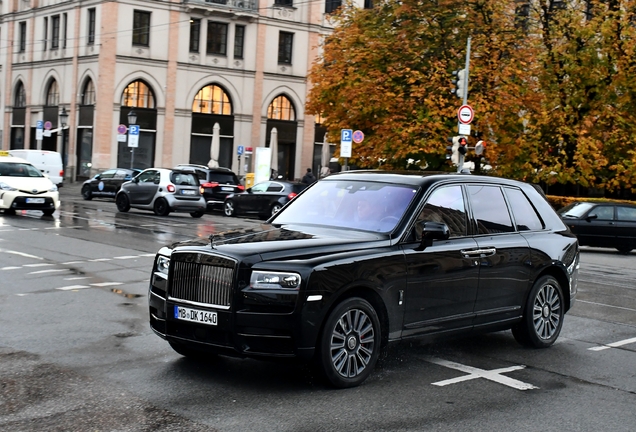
<box><xmin>0</xmin><ymin>191</ymin><xmax>60</xmax><ymax>211</ymax></box>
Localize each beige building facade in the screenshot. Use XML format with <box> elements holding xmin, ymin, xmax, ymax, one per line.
<box><xmin>1</xmin><ymin>0</ymin><xmax>360</xmax><ymax>181</ymax></box>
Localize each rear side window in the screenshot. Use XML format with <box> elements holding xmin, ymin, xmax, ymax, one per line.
<box><xmin>100</xmin><ymin>170</ymin><xmax>116</xmax><ymax>179</ymax></box>
<box><xmin>617</xmin><ymin>206</ymin><xmax>636</xmax><ymax>222</ymax></box>
<box><xmin>171</xmin><ymin>172</ymin><xmax>198</xmax><ymax>186</ymax></box>
<box><xmin>467</xmin><ymin>185</ymin><xmax>514</xmax><ymax>234</ymax></box>
<box><xmin>504</xmin><ymin>188</ymin><xmax>544</xmax><ymax>231</ymax></box>
<box><xmin>267</xmin><ymin>183</ymin><xmax>284</xmax><ymax>193</ymax></box>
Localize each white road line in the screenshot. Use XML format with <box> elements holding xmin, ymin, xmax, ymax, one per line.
<box><xmin>114</xmin><ymin>255</ymin><xmax>140</xmax><ymax>259</ymax></box>
<box><xmin>589</xmin><ymin>337</ymin><xmax>636</xmax><ymax>351</ymax></box>
<box><xmin>425</xmin><ymin>357</ymin><xmax>539</xmax><ymax>391</ymax></box>
<box><xmin>576</xmin><ymin>300</ymin><xmax>636</xmax><ymax>313</ymax></box>
<box><xmin>29</xmin><ymin>269</ymin><xmax>67</xmax><ymax>274</ymax></box>
<box><xmin>140</xmin><ymin>253</ymin><xmax>156</xmax><ymax>257</ymax></box>
<box><xmin>1</xmin><ymin>266</ymin><xmax>21</xmax><ymax>270</ymax></box>
<box><xmin>90</xmin><ymin>282</ymin><xmax>123</xmax><ymax>287</ymax></box>
<box><xmin>56</xmin><ymin>285</ymin><xmax>90</xmax><ymax>291</ymax></box>
<box><xmin>62</xmin><ymin>261</ymin><xmax>85</xmax><ymax>265</ymax></box>
<box><xmin>23</xmin><ymin>263</ymin><xmax>54</xmax><ymax>267</ymax></box>
<box><xmin>64</xmin><ymin>276</ymin><xmax>92</xmax><ymax>281</ymax></box>
<box><xmin>0</xmin><ymin>250</ymin><xmax>43</xmax><ymax>259</ymax></box>
<box><xmin>88</xmin><ymin>258</ymin><xmax>112</xmax><ymax>262</ymax></box>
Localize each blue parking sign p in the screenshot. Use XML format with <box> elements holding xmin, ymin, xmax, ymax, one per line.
<box><xmin>341</xmin><ymin>129</ymin><xmax>352</xmax><ymax>143</ymax></box>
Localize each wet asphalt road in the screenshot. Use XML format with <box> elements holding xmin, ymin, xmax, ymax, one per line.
<box><xmin>0</xmin><ymin>184</ymin><xmax>635</xmax><ymax>431</ymax></box>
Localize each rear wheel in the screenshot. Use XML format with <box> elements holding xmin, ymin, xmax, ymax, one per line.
<box><xmin>318</xmin><ymin>297</ymin><xmax>381</xmax><ymax>388</ymax></box>
<box><xmin>81</xmin><ymin>185</ymin><xmax>92</xmax><ymax>200</ymax></box>
<box><xmin>4</xmin><ymin>209</ymin><xmax>16</xmax><ymax>215</ymax></box>
<box><xmin>616</xmin><ymin>247</ymin><xmax>632</xmax><ymax>254</ymax></box>
<box><xmin>270</xmin><ymin>203</ymin><xmax>282</xmax><ymax>217</ymax></box>
<box><xmin>42</xmin><ymin>209</ymin><xmax>55</xmax><ymax>216</ymax></box>
<box><xmin>153</xmin><ymin>198</ymin><xmax>170</xmax><ymax>216</ymax></box>
<box><xmin>512</xmin><ymin>275</ymin><xmax>564</xmax><ymax>348</ymax></box>
<box><xmin>190</xmin><ymin>210</ymin><xmax>204</xmax><ymax>218</ymax></box>
<box><xmin>116</xmin><ymin>194</ymin><xmax>130</xmax><ymax>212</ymax></box>
<box><xmin>224</xmin><ymin>200</ymin><xmax>235</xmax><ymax>217</ymax></box>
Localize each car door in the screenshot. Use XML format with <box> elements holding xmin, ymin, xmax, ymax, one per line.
<box><xmin>580</xmin><ymin>205</ymin><xmax>616</xmax><ymax>247</ymax></box>
<box><xmin>615</xmin><ymin>206</ymin><xmax>636</xmax><ymax>250</ymax></box>
<box><xmin>466</xmin><ymin>184</ymin><xmax>533</xmax><ymax>326</ymax></box>
<box><xmin>99</xmin><ymin>170</ymin><xmax>117</xmax><ymax>197</ymax></box>
<box><xmin>128</xmin><ymin>170</ymin><xmax>160</xmax><ymax>205</ymax></box>
<box><xmin>241</xmin><ymin>182</ymin><xmax>269</xmax><ymax>214</ymax></box>
<box><xmin>264</xmin><ymin>182</ymin><xmax>285</xmax><ymax>211</ymax></box>
<box><xmin>93</xmin><ymin>170</ymin><xmax>116</xmax><ymax>196</ymax></box>
<box><xmin>402</xmin><ymin>185</ymin><xmax>479</xmax><ymax>337</ymax></box>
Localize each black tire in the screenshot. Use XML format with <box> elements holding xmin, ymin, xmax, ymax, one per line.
<box><xmin>4</xmin><ymin>209</ymin><xmax>16</xmax><ymax>215</ymax></box>
<box><xmin>169</xmin><ymin>341</ymin><xmax>217</xmax><ymax>361</ymax></box>
<box><xmin>223</xmin><ymin>200</ymin><xmax>235</xmax><ymax>217</ymax></box>
<box><xmin>270</xmin><ymin>203</ymin><xmax>282</xmax><ymax>217</ymax></box>
<box><xmin>318</xmin><ymin>297</ymin><xmax>381</xmax><ymax>388</ymax></box>
<box><xmin>116</xmin><ymin>193</ymin><xmax>130</xmax><ymax>212</ymax></box>
<box><xmin>512</xmin><ymin>275</ymin><xmax>564</xmax><ymax>348</ymax></box>
<box><xmin>42</xmin><ymin>209</ymin><xmax>55</xmax><ymax>216</ymax></box>
<box><xmin>81</xmin><ymin>185</ymin><xmax>92</xmax><ymax>200</ymax></box>
<box><xmin>190</xmin><ymin>210</ymin><xmax>204</xmax><ymax>218</ymax></box>
<box><xmin>616</xmin><ymin>247</ymin><xmax>632</xmax><ymax>254</ymax></box>
<box><xmin>153</xmin><ymin>198</ymin><xmax>170</xmax><ymax>216</ymax></box>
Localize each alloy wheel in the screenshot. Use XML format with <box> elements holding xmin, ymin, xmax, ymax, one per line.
<box><xmin>532</xmin><ymin>283</ymin><xmax>561</xmax><ymax>340</ymax></box>
<box><xmin>329</xmin><ymin>308</ymin><xmax>376</xmax><ymax>379</ymax></box>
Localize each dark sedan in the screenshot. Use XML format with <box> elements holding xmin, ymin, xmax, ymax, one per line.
<box><xmin>558</xmin><ymin>201</ymin><xmax>636</xmax><ymax>254</ymax></box>
<box><xmin>148</xmin><ymin>171</ymin><xmax>579</xmax><ymax>388</ymax></box>
<box><xmin>81</xmin><ymin>168</ymin><xmax>141</xmax><ymax>200</ymax></box>
<box><xmin>223</xmin><ymin>180</ymin><xmax>308</xmax><ymax>219</ymax></box>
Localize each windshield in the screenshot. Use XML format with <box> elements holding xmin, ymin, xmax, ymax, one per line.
<box><xmin>0</xmin><ymin>162</ymin><xmax>44</xmax><ymax>178</ymax></box>
<box><xmin>272</xmin><ymin>179</ymin><xmax>419</xmax><ymax>233</ymax></box>
<box><xmin>558</xmin><ymin>202</ymin><xmax>595</xmax><ymax>218</ymax></box>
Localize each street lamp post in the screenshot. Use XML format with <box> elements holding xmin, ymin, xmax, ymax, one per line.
<box><xmin>59</xmin><ymin>107</ymin><xmax>69</xmax><ymax>173</ymax></box>
<box><xmin>127</xmin><ymin>109</ymin><xmax>137</xmax><ymax>169</ymax></box>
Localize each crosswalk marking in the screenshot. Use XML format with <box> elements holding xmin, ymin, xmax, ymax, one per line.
<box><xmin>57</xmin><ymin>285</ymin><xmax>91</xmax><ymax>291</ymax></box>
<box><xmin>28</xmin><ymin>269</ymin><xmax>67</xmax><ymax>274</ymax></box>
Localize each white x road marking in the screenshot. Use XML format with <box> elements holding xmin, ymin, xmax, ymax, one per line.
<box><xmin>425</xmin><ymin>357</ymin><xmax>539</xmax><ymax>391</ymax></box>
<box><xmin>589</xmin><ymin>337</ymin><xmax>636</xmax><ymax>351</ymax></box>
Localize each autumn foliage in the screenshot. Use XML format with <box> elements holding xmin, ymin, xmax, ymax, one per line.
<box><xmin>306</xmin><ymin>0</ymin><xmax>636</xmax><ymax>194</ymax></box>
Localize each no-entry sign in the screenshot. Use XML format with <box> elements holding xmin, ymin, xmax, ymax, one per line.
<box><xmin>458</xmin><ymin>105</ymin><xmax>474</xmax><ymax>125</ymax></box>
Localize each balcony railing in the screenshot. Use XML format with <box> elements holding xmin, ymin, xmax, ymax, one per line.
<box><xmin>185</xmin><ymin>0</ymin><xmax>258</xmax><ymax>12</ymax></box>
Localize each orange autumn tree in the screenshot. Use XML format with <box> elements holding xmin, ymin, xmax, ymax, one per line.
<box><xmin>307</xmin><ymin>0</ymin><xmax>537</xmax><ymax>172</ymax></box>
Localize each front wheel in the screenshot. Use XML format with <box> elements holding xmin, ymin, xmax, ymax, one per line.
<box><xmin>224</xmin><ymin>200</ymin><xmax>235</xmax><ymax>217</ymax></box>
<box><xmin>81</xmin><ymin>185</ymin><xmax>92</xmax><ymax>200</ymax></box>
<box><xmin>42</xmin><ymin>209</ymin><xmax>55</xmax><ymax>216</ymax></box>
<box><xmin>512</xmin><ymin>275</ymin><xmax>564</xmax><ymax>348</ymax></box>
<box><xmin>153</xmin><ymin>198</ymin><xmax>170</xmax><ymax>216</ymax></box>
<box><xmin>116</xmin><ymin>194</ymin><xmax>130</xmax><ymax>212</ymax></box>
<box><xmin>190</xmin><ymin>210</ymin><xmax>204</xmax><ymax>218</ymax></box>
<box><xmin>318</xmin><ymin>297</ymin><xmax>381</xmax><ymax>388</ymax></box>
<box><xmin>616</xmin><ymin>247</ymin><xmax>632</xmax><ymax>254</ymax></box>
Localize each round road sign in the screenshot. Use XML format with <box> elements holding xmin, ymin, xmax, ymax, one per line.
<box><xmin>458</xmin><ymin>105</ymin><xmax>474</xmax><ymax>125</ymax></box>
<box><xmin>44</xmin><ymin>121</ymin><xmax>53</xmax><ymax>130</ymax></box>
<box><xmin>117</xmin><ymin>124</ymin><xmax>128</xmax><ymax>134</ymax></box>
<box><xmin>353</xmin><ymin>130</ymin><xmax>365</xmax><ymax>143</ymax></box>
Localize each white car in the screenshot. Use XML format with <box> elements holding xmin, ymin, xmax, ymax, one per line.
<box><xmin>0</xmin><ymin>153</ymin><xmax>60</xmax><ymax>216</ymax></box>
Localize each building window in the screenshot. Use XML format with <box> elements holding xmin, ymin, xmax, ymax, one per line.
<box><xmin>14</xmin><ymin>82</ymin><xmax>26</xmax><ymax>107</ymax></box>
<box><xmin>325</xmin><ymin>0</ymin><xmax>342</xmax><ymax>13</ymax></box>
<box><xmin>46</xmin><ymin>80</ymin><xmax>59</xmax><ymax>106</ymax></box>
<box><xmin>82</xmin><ymin>79</ymin><xmax>96</xmax><ymax>105</ymax></box>
<box><xmin>268</xmin><ymin>95</ymin><xmax>295</xmax><ymax>121</ymax></box>
<box><xmin>43</xmin><ymin>17</ymin><xmax>48</xmax><ymax>51</ymax></box>
<box><xmin>274</xmin><ymin>0</ymin><xmax>293</xmax><ymax>5</ymax></box>
<box><xmin>189</xmin><ymin>19</ymin><xmax>200</xmax><ymax>53</ymax></box>
<box><xmin>63</xmin><ymin>13</ymin><xmax>68</xmax><ymax>48</ymax></box>
<box><xmin>192</xmin><ymin>84</ymin><xmax>232</xmax><ymax>115</ymax></box>
<box><xmin>234</xmin><ymin>25</ymin><xmax>245</xmax><ymax>59</ymax></box>
<box><xmin>18</xmin><ymin>22</ymin><xmax>26</xmax><ymax>52</ymax></box>
<box><xmin>122</xmin><ymin>80</ymin><xmax>155</xmax><ymax>108</ymax></box>
<box><xmin>278</xmin><ymin>32</ymin><xmax>293</xmax><ymax>64</ymax></box>
<box><xmin>207</xmin><ymin>22</ymin><xmax>228</xmax><ymax>55</ymax></box>
<box><xmin>88</xmin><ymin>8</ymin><xmax>96</xmax><ymax>45</ymax></box>
<box><xmin>363</xmin><ymin>0</ymin><xmax>373</xmax><ymax>8</ymax></box>
<box><xmin>51</xmin><ymin>15</ymin><xmax>60</xmax><ymax>49</ymax></box>
<box><xmin>132</xmin><ymin>10</ymin><xmax>151</xmax><ymax>47</ymax></box>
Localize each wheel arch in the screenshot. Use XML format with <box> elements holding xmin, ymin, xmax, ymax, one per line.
<box><xmin>533</xmin><ymin>265</ymin><xmax>571</xmax><ymax>313</ymax></box>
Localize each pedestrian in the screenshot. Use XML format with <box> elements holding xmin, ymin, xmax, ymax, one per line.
<box><xmin>301</xmin><ymin>168</ymin><xmax>316</xmax><ymax>184</ymax></box>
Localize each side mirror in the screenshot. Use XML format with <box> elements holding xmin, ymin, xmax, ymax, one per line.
<box><xmin>132</xmin><ymin>177</ymin><xmax>139</xmax><ymax>183</ymax></box>
<box><xmin>586</xmin><ymin>213</ymin><xmax>598</xmax><ymax>222</ymax></box>
<box><xmin>95</xmin><ymin>174</ymin><xmax>101</xmax><ymax>180</ymax></box>
<box><xmin>416</xmin><ymin>221</ymin><xmax>450</xmax><ymax>250</ymax></box>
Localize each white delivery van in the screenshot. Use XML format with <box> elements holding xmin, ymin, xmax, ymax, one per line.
<box><xmin>9</xmin><ymin>150</ymin><xmax>64</xmax><ymax>186</ymax></box>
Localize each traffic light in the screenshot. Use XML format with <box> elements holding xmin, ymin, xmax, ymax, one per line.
<box><xmin>458</xmin><ymin>136</ymin><xmax>468</xmax><ymax>155</ymax></box>
<box><xmin>451</xmin><ymin>69</ymin><xmax>467</xmax><ymax>99</ymax></box>
<box><xmin>446</xmin><ymin>136</ymin><xmax>460</xmax><ymax>164</ymax></box>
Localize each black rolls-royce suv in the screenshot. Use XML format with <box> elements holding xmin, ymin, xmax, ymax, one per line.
<box><xmin>148</xmin><ymin>171</ymin><xmax>579</xmax><ymax>388</ymax></box>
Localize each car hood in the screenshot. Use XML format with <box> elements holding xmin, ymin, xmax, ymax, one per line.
<box><xmin>0</xmin><ymin>176</ymin><xmax>55</xmax><ymax>191</ymax></box>
<box><xmin>168</xmin><ymin>223</ymin><xmax>390</xmax><ymax>261</ymax></box>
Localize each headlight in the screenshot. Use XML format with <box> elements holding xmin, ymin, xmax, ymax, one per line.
<box><xmin>0</xmin><ymin>182</ymin><xmax>17</xmax><ymax>191</ymax></box>
<box><xmin>250</xmin><ymin>271</ymin><xmax>301</xmax><ymax>290</ymax></box>
<box><xmin>49</xmin><ymin>185</ymin><xmax>58</xmax><ymax>192</ymax></box>
<box><xmin>156</xmin><ymin>255</ymin><xmax>170</xmax><ymax>276</ymax></box>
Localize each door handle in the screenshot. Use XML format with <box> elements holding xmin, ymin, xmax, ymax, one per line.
<box><xmin>461</xmin><ymin>248</ymin><xmax>496</xmax><ymax>258</ymax></box>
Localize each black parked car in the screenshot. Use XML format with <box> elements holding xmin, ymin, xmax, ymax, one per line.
<box><xmin>81</xmin><ymin>168</ymin><xmax>141</xmax><ymax>200</ymax></box>
<box><xmin>175</xmin><ymin>164</ymin><xmax>243</xmax><ymax>211</ymax></box>
<box><xmin>558</xmin><ymin>201</ymin><xmax>636</xmax><ymax>254</ymax></box>
<box><xmin>223</xmin><ymin>180</ymin><xmax>308</xmax><ymax>219</ymax></box>
<box><xmin>148</xmin><ymin>171</ymin><xmax>579</xmax><ymax>388</ymax></box>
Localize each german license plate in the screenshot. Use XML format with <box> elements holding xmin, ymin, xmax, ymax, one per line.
<box><xmin>181</xmin><ymin>190</ymin><xmax>196</xmax><ymax>195</ymax></box>
<box><xmin>26</xmin><ymin>198</ymin><xmax>45</xmax><ymax>204</ymax></box>
<box><xmin>222</xmin><ymin>187</ymin><xmax>234</xmax><ymax>191</ymax></box>
<box><xmin>174</xmin><ymin>305</ymin><xmax>217</xmax><ymax>326</ymax></box>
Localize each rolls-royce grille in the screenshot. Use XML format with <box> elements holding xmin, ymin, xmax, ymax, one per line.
<box><xmin>170</xmin><ymin>259</ymin><xmax>234</xmax><ymax>309</ymax></box>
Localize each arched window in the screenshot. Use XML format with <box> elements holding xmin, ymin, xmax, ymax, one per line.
<box><xmin>82</xmin><ymin>79</ymin><xmax>96</xmax><ymax>105</ymax></box>
<box><xmin>121</xmin><ymin>80</ymin><xmax>155</xmax><ymax>108</ymax></box>
<box><xmin>192</xmin><ymin>84</ymin><xmax>232</xmax><ymax>115</ymax></box>
<box><xmin>46</xmin><ymin>80</ymin><xmax>59</xmax><ymax>106</ymax></box>
<box><xmin>268</xmin><ymin>95</ymin><xmax>295</xmax><ymax>121</ymax></box>
<box><xmin>14</xmin><ymin>82</ymin><xmax>26</xmax><ymax>107</ymax></box>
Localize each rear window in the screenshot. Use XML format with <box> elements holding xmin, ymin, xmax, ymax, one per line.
<box><xmin>171</xmin><ymin>172</ymin><xmax>199</xmax><ymax>186</ymax></box>
<box><xmin>208</xmin><ymin>172</ymin><xmax>239</xmax><ymax>184</ymax></box>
